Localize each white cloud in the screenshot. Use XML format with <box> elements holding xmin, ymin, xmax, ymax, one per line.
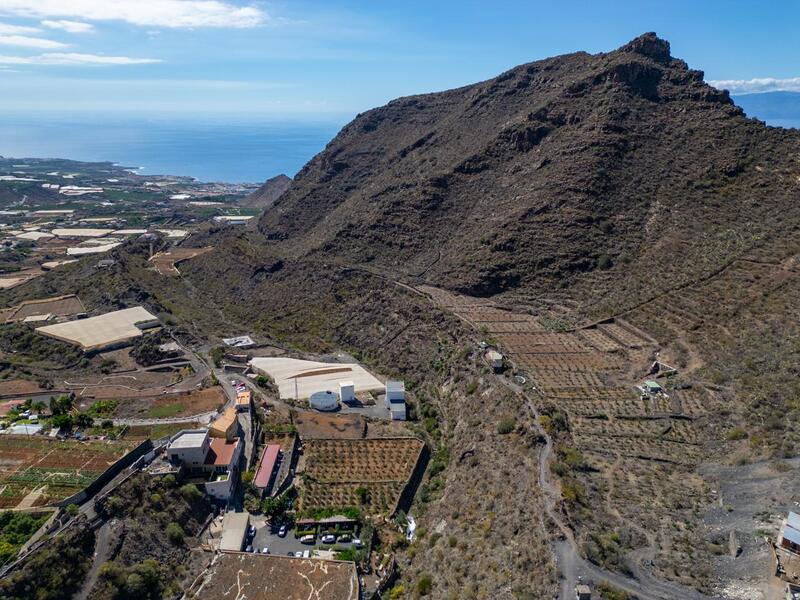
<box><xmin>0</xmin><ymin>21</ymin><xmax>40</xmax><ymax>34</ymax></box>
<box><xmin>0</xmin><ymin>52</ymin><xmax>160</xmax><ymax>65</ymax></box>
<box><xmin>708</xmin><ymin>77</ymin><xmax>800</xmax><ymax>95</ymax></box>
<box><xmin>0</xmin><ymin>0</ymin><xmax>266</xmax><ymax>29</ymax></box>
<box><xmin>41</xmin><ymin>19</ymin><xmax>94</xmax><ymax>34</ymax></box>
<box><xmin>0</xmin><ymin>34</ymin><xmax>67</xmax><ymax>48</ymax></box>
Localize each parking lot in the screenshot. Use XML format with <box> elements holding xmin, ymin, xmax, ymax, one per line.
<box><xmin>250</xmin><ymin>523</ymin><xmax>362</xmax><ymax>556</ymax></box>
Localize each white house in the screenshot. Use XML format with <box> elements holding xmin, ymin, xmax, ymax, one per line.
<box><xmin>339</xmin><ymin>380</ymin><xmax>355</xmax><ymax>403</ymax></box>
<box><xmin>166</xmin><ymin>429</ymin><xmax>242</xmax><ymax>502</ymax></box>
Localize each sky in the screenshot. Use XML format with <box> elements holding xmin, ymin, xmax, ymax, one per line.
<box><xmin>0</xmin><ymin>0</ymin><xmax>798</xmax><ymax>118</ymax></box>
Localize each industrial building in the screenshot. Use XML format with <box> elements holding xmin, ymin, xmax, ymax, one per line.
<box><xmin>249</xmin><ymin>357</ymin><xmax>383</xmax><ymax>400</ymax></box>
<box><xmin>35</xmin><ymin>306</ymin><xmax>160</xmax><ymax>352</ymax></box>
<box><xmin>385</xmin><ymin>380</ymin><xmax>406</xmax><ymax>421</ymax></box>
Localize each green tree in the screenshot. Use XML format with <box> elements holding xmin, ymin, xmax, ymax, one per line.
<box><xmin>165</xmin><ymin>522</ymin><xmax>184</xmax><ymax>545</ymax></box>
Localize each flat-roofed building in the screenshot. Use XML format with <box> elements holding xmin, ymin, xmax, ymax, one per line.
<box><xmin>165</xmin><ymin>429</ymin><xmax>241</xmax><ymax>502</ymax></box>
<box><xmin>253</xmin><ymin>444</ymin><xmax>281</xmax><ymax>497</ymax></box>
<box><xmin>780</xmin><ymin>512</ymin><xmax>800</xmax><ymax>555</ymax></box>
<box><xmin>167</xmin><ymin>430</ymin><xmax>211</xmax><ymax>467</ymax></box>
<box><xmin>35</xmin><ymin>306</ymin><xmax>159</xmax><ymax>352</ymax></box>
<box><xmin>249</xmin><ymin>357</ymin><xmax>383</xmax><ymax>400</ymax></box>
<box><xmin>385</xmin><ymin>380</ymin><xmax>406</xmax><ymax>421</ymax></box>
<box><xmin>235</xmin><ymin>390</ymin><xmax>252</xmax><ymax>412</ymax></box>
<box><xmin>220</xmin><ymin>512</ymin><xmax>250</xmax><ymax>552</ymax></box>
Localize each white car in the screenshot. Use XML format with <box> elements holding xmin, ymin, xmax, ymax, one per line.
<box><xmin>278</xmin><ymin>525</ymin><xmax>287</xmax><ymax>537</ymax></box>
<box><xmin>352</xmin><ymin>538</ymin><xmax>363</xmax><ymax>547</ymax></box>
<box><xmin>302</xmin><ymin>550</ymin><xmax>311</xmax><ymax>558</ymax></box>
<box><xmin>321</xmin><ymin>534</ymin><xmax>336</xmax><ymax>544</ymax></box>
<box><xmin>300</xmin><ymin>535</ymin><xmax>315</xmax><ymax>544</ymax></box>
<box><xmin>261</xmin><ymin>547</ymin><xmax>269</xmax><ymax>554</ymax></box>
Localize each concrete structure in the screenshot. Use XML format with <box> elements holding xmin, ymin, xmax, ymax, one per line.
<box><xmin>167</xmin><ymin>430</ymin><xmax>211</xmax><ymax>467</ymax></box>
<box><xmin>339</xmin><ymin>381</ymin><xmax>355</xmax><ymax>403</ymax></box>
<box><xmin>213</xmin><ymin>215</ymin><xmax>254</xmax><ymax>225</ymax></box>
<box><xmin>187</xmin><ymin>553</ymin><xmax>360</xmax><ymax>600</ymax></box>
<box><xmin>220</xmin><ymin>512</ymin><xmax>250</xmax><ymax>552</ymax></box>
<box><xmin>309</xmin><ymin>390</ymin><xmax>339</xmax><ymax>412</ymax></box>
<box><xmin>223</xmin><ymin>335</ymin><xmax>254</xmax><ymax>348</ymax></box>
<box><xmin>576</xmin><ymin>584</ymin><xmax>591</xmax><ymax>600</ymax></box>
<box><xmin>166</xmin><ymin>429</ymin><xmax>242</xmax><ymax>502</ymax></box>
<box><xmin>385</xmin><ymin>380</ymin><xmax>406</xmax><ymax>421</ymax></box>
<box><xmin>486</xmin><ymin>350</ymin><xmax>504</xmax><ymax>371</ymax></box>
<box><xmin>209</xmin><ymin>407</ymin><xmax>238</xmax><ymax>440</ymax></box>
<box><xmin>51</xmin><ymin>228</ymin><xmax>113</xmax><ymax>238</ymax></box>
<box><xmin>643</xmin><ymin>380</ymin><xmax>663</xmax><ymax>394</ymax></box>
<box><xmin>249</xmin><ymin>357</ymin><xmax>383</xmax><ymax>401</ymax></box>
<box><xmin>36</xmin><ymin>307</ymin><xmax>159</xmax><ymax>352</ymax></box>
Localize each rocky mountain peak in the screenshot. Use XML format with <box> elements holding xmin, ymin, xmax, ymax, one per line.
<box><xmin>619</xmin><ymin>32</ymin><xmax>672</xmax><ymax>63</ymax></box>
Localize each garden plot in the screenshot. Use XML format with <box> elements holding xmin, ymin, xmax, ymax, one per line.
<box><xmin>300</xmin><ymin>438</ymin><xmax>424</xmax><ymax>513</ymax></box>
<box><xmin>499</xmin><ymin>332</ymin><xmax>588</xmax><ymax>354</ymax></box>
<box><xmin>532</xmin><ymin>371</ymin><xmax>605</xmax><ymax>390</ymax></box>
<box><xmin>0</xmin><ymin>436</ymin><xmax>136</xmax><ymax>508</ymax></box>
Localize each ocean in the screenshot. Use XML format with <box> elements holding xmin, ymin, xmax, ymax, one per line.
<box><xmin>0</xmin><ymin>112</ymin><xmax>347</xmax><ymax>183</ymax></box>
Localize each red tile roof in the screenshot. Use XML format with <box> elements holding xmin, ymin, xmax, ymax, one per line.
<box><xmin>205</xmin><ymin>437</ymin><xmax>239</xmax><ymax>466</ymax></box>
<box><xmin>254</xmin><ymin>444</ymin><xmax>281</xmax><ymax>488</ymax></box>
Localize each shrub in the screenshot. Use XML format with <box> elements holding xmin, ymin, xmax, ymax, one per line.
<box><xmin>416</xmin><ymin>574</ymin><xmax>433</xmax><ymax>596</ymax></box>
<box><xmin>180</xmin><ymin>483</ymin><xmax>202</xmax><ymax>501</ymax></box>
<box><xmin>497</xmin><ymin>417</ymin><xmax>516</xmax><ymax>434</ymax></box>
<box><xmin>66</xmin><ymin>503</ymin><xmax>79</xmax><ymax>516</ymax></box>
<box><xmin>726</xmin><ymin>427</ymin><xmax>748</xmax><ymax>441</ymax></box>
<box><xmin>165</xmin><ymin>522</ymin><xmax>184</xmax><ymax>545</ymax></box>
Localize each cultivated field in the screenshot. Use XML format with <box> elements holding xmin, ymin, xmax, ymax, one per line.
<box><xmin>0</xmin><ymin>435</ymin><xmax>136</xmax><ymax>508</ymax></box>
<box><xmin>293</xmin><ymin>411</ymin><xmax>365</xmax><ymax>440</ymax></box>
<box><xmin>300</xmin><ymin>437</ymin><xmax>423</xmax><ymax>513</ymax></box>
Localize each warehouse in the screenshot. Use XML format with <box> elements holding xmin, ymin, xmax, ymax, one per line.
<box><xmin>249</xmin><ymin>357</ymin><xmax>383</xmax><ymax>400</ymax></box>
<box><xmin>35</xmin><ymin>306</ymin><xmax>160</xmax><ymax>352</ymax></box>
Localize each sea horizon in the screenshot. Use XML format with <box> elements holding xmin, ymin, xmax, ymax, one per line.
<box><xmin>0</xmin><ymin>111</ymin><xmax>349</xmax><ymax>184</ymax></box>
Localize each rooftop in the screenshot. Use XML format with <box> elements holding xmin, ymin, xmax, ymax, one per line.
<box><xmin>169</xmin><ymin>430</ymin><xmax>208</xmax><ymax>450</ymax></box>
<box><xmin>249</xmin><ymin>357</ymin><xmax>383</xmax><ymax>400</ymax></box>
<box><xmin>254</xmin><ymin>444</ymin><xmax>281</xmax><ymax>488</ymax></box>
<box><xmin>220</xmin><ymin>512</ymin><xmax>249</xmax><ymax>552</ymax></box>
<box><xmin>205</xmin><ymin>437</ymin><xmax>240</xmax><ymax>466</ymax></box>
<box><xmin>189</xmin><ymin>553</ymin><xmax>359</xmax><ymax>600</ymax></box>
<box><xmin>210</xmin><ymin>407</ymin><xmax>238</xmax><ymax>434</ymax></box>
<box><xmin>35</xmin><ymin>306</ymin><xmax>158</xmax><ymax>351</ymax></box>
<box><xmin>386</xmin><ymin>380</ymin><xmax>405</xmax><ymax>393</ymax></box>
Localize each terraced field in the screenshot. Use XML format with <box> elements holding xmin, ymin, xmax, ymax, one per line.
<box><xmin>0</xmin><ymin>435</ymin><xmax>136</xmax><ymax>508</ymax></box>
<box><xmin>300</xmin><ymin>437</ymin><xmax>424</xmax><ymax>513</ymax></box>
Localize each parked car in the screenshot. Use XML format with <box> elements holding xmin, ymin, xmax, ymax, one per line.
<box><xmin>245</xmin><ymin>545</ymin><xmax>253</xmax><ymax>553</ymax></box>
<box><xmin>287</xmin><ymin>551</ymin><xmax>294</xmax><ymax>557</ymax></box>
<box><xmin>352</xmin><ymin>538</ymin><xmax>363</xmax><ymax>548</ymax></box>
<box><xmin>300</xmin><ymin>535</ymin><xmax>315</xmax><ymax>544</ymax></box>
<box><xmin>321</xmin><ymin>534</ymin><xmax>336</xmax><ymax>544</ymax></box>
<box><xmin>248</xmin><ymin>525</ymin><xmax>256</xmax><ymax>536</ymax></box>
<box><xmin>302</xmin><ymin>550</ymin><xmax>311</xmax><ymax>558</ymax></box>
<box><xmin>278</xmin><ymin>525</ymin><xmax>287</xmax><ymax>538</ymax></box>
<box><xmin>261</xmin><ymin>547</ymin><xmax>269</xmax><ymax>554</ymax></box>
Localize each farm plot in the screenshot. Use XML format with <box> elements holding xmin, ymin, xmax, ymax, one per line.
<box><xmin>300</xmin><ymin>438</ymin><xmax>423</xmax><ymax>513</ymax></box>
<box><xmin>598</xmin><ymin>321</ymin><xmax>651</xmax><ymax>348</ymax></box>
<box><xmin>574</xmin><ymin>433</ymin><xmax>702</xmax><ymax>466</ymax></box>
<box><xmin>0</xmin><ymin>436</ymin><xmax>136</xmax><ymax>508</ymax></box>
<box><xmin>515</xmin><ymin>351</ymin><xmax>621</xmax><ymax>372</ymax></box>
<box><xmin>576</xmin><ymin>327</ymin><xmax>622</xmax><ymax>352</ymax></box>
<box><xmin>499</xmin><ymin>332</ymin><xmax>588</xmax><ymax>354</ymax></box>
<box><xmin>533</xmin><ymin>371</ymin><xmax>605</xmax><ymax>390</ymax></box>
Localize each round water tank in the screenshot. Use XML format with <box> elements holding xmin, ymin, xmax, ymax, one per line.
<box><xmin>309</xmin><ymin>390</ymin><xmax>338</xmax><ymax>412</ymax></box>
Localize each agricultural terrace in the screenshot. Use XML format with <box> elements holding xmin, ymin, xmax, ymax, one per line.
<box><xmin>0</xmin><ymin>436</ymin><xmax>136</xmax><ymax>509</ymax></box>
<box><xmin>301</xmin><ymin>438</ymin><xmax>423</xmax><ymax>513</ymax></box>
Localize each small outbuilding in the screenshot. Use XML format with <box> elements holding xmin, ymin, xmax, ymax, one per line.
<box><xmin>486</xmin><ymin>350</ymin><xmax>504</xmax><ymax>371</ymax></box>
<box><xmin>576</xmin><ymin>584</ymin><xmax>591</xmax><ymax>600</ymax></box>
<box><xmin>309</xmin><ymin>390</ymin><xmax>339</xmax><ymax>412</ymax></box>
<box><xmin>642</xmin><ymin>380</ymin><xmax>663</xmax><ymax>394</ymax></box>
<box><xmin>339</xmin><ymin>380</ymin><xmax>355</xmax><ymax>403</ymax></box>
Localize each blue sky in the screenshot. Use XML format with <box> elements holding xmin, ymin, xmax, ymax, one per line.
<box><xmin>0</xmin><ymin>0</ymin><xmax>798</xmax><ymax>118</ymax></box>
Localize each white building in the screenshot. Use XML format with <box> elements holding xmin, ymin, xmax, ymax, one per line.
<box><xmin>166</xmin><ymin>429</ymin><xmax>242</xmax><ymax>502</ymax></box>
<box><xmin>385</xmin><ymin>380</ymin><xmax>406</xmax><ymax>421</ymax></box>
<box><xmin>339</xmin><ymin>380</ymin><xmax>355</xmax><ymax>403</ymax></box>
